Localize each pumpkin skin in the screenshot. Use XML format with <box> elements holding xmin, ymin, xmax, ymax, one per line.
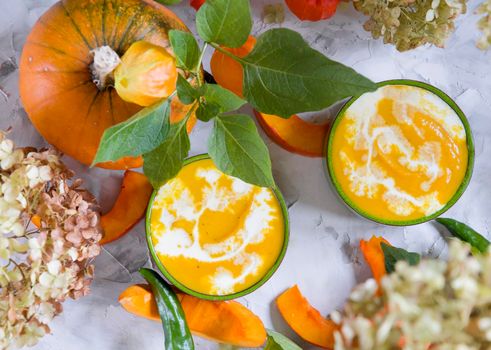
<box><xmin>19</xmin><ymin>0</ymin><xmax>195</xmax><ymax>169</ymax></box>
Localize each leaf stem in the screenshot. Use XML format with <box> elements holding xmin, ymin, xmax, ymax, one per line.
<box><xmin>196</xmin><ymin>43</ymin><xmax>209</xmax><ymax>86</ymax></box>
<box><xmin>210</xmin><ymin>43</ymin><xmax>247</xmax><ymax>64</ymax></box>
<box><xmin>186</xmin><ymin>100</ymin><xmax>200</xmax><ymax>121</ymax></box>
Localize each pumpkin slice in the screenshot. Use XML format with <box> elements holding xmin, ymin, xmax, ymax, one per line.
<box><xmin>210</xmin><ymin>35</ymin><xmax>256</xmax><ymax>97</ymax></box>
<box><xmin>255</xmin><ymin>111</ymin><xmax>329</xmax><ymax>157</ymax></box>
<box><xmin>119</xmin><ymin>285</ymin><xmax>267</xmax><ymax>347</ymax></box>
<box><xmin>276</xmin><ymin>285</ymin><xmax>338</xmax><ymax>349</ymax></box>
<box><xmin>119</xmin><ymin>284</ymin><xmax>160</xmax><ymax>322</ymax></box>
<box><xmin>100</xmin><ymin>171</ymin><xmax>153</xmax><ymax>245</ymax></box>
<box><xmin>360</xmin><ymin>236</ymin><xmax>391</xmax><ymax>284</ymax></box>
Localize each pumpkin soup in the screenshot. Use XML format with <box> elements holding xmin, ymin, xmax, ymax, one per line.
<box><xmin>148</xmin><ymin>157</ymin><xmax>286</xmax><ymax>297</ymax></box>
<box><xmin>329</xmin><ymin>83</ymin><xmax>471</xmax><ymax>224</ymax></box>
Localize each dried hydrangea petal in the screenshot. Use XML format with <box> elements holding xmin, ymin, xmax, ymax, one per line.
<box><xmin>477</xmin><ymin>0</ymin><xmax>491</xmax><ymax>49</ymax></box>
<box><xmin>336</xmin><ymin>241</ymin><xmax>491</xmax><ymax>349</ymax></box>
<box><xmin>352</xmin><ymin>0</ymin><xmax>466</xmax><ymax>51</ymax></box>
<box><xmin>0</xmin><ymin>133</ymin><xmax>102</xmax><ymax>348</ymax></box>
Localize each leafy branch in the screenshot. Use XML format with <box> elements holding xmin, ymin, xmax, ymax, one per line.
<box><xmin>93</xmin><ymin>0</ymin><xmax>377</xmax><ymax>189</ymax></box>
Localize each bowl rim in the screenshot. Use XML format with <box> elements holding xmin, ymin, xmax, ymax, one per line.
<box><xmin>324</xmin><ymin>79</ymin><xmax>475</xmax><ymax>226</ymax></box>
<box><xmin>145</xmin><ymin>153</ymin><xmax>290</xmax><ymax>301</ymax></box>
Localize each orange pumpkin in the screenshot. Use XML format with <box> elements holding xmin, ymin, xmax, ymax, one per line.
<box><xmin>19</xmin><ymin>0</ymin><xmax>195</xmax><ymax>169</ymax></box>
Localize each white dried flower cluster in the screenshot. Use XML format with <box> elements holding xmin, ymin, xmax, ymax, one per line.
<box><xmin>334</xmin><ymin>240</ymin><xmax>491</xmax><ymax>349</ymax></box>
<box><xmin>477</xmin><ymin>0</ymin><xmax>491</xmax><ymax>49</ymax></box>
<box><xmin>352</xmin><ymin>0</ymin><xmax>467</xmax><ymax>51</ymax></box>
<box><xmin>0</xmin><ymin>132</ymin><xmax>102</xmax><ymax>349</ymax></box>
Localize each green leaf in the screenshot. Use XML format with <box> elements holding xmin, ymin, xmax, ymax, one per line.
<box><xmin>176</xmin><ymin>75</ymin><xmax>199</xmax><ymax>105</ymax></box>
<box><xmin>196</xmin><ymin>0</ymin><xmax>252</xmax><ymax>48</ymax></box>
<box><xmin>92</xmin><ymin>99</ymin><xmax>170</xmax><ymax>165</ymax></box>
<box><xmin>203</xmin><ymin>84</ymin><xmax>246</xmax><ymax>112</ymax></box>
<box><xmin>196</xmin><ymin>102</ymin><xmax>221</xmax><ymax>122</ymax></box>
<box><xmin>169</xmin><ymin>30</ymin><xmax>201</xmax><ymax>71</ymax></box>
<box><xmin>265</xmin><ymin>330</ymin><xmax>302</xmax><ymax>350</ymax></box>
<box><xmin>241</xmin><ymin>28</ymin><xmax>377</xmax><ymax>117</ymax></box>
<box><xmin>381</xmin><ymin>243</ymin><xmax>421</xmax><ymax>273</ymax></box>
<box><xmin>208</xmin><ymin>114</ymin><xmax>274</xmax><ymax>187</ymax></box>
<box><xmin>196</xmin><ymin>84</ymin><xmax>246</xmax><ymax>121</ymax></box>
<box><xmin>143</xmin><ymin>118</ymin><xmax>190</xmax><ymax>188</ymax></box>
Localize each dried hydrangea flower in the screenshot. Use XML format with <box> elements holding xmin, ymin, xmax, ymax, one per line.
<box><xmin>352</xmin><ymin>0</ymin><xmax>467</xmax><ymax>51</ymax></box>
<box><xmin>334</xmin><ymin>240</ymin><xmax>491</xmax><ymax>349</ymax></box>
<box><xmin>0</xmin><ymin>132</ymin><xmax>102</xmax><ymax>349</ymax></box>
<box><xmin>477</xmin><ymin>0</ymin><xmax>491</xmax><ymax>49</ymax></box>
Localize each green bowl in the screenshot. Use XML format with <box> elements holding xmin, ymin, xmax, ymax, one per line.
<box><xmin>145</xmin><ymin>154</ymin><xmax>290</xmax><ymax>300</ymax></box>
<box><xmin>324</xmin><ymin>79</ymin><xmax>475</xmax><ymax>226</ymax></box>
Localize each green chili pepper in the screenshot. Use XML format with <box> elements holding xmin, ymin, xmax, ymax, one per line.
<box><xmin>139</xmin><ymin>268</ymin><xmax>194</xmax><ymax>350</ymax></box>
<box><xmin>435</xmin><ymin>218</ymin><xmax>490</xmax><ymax>253</ymax></box>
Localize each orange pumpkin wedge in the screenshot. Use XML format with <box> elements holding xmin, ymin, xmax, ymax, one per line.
<box><xmin>119</xmin><ymin>284</ymin><xmax>160</xmax><ymax>322</ymax></box>
<box><xmin>210</xmin><ymin>35</ymin><xmax>256</xmax><ymax>98</ymax></box>
<box><xmin>99</xmin><ymin>171</ymin><xmax>153</xmax><ymax>245</ymax></box>
<box><xmin>255</xmin><ymin>111</ymin><xmax>329</xmax><ymax>157</ymax></box>
<box><xmin>119</xmin><ymin>285</ymin><xmax>267</xmax><ymax>347</ymax></box>
<box><xmin>276</xmin><ymin>285</ymin><xmax>338</xmax><ymax>349</ymax></box>
<box><xmin>360</xmin><ymin>236</ymin><xmax>391</xmax><ymax>284</ymax></box>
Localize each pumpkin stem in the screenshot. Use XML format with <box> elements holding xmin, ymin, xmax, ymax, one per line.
<box><xmin>90</xmin><ymin>46</ymin><xmax>121</xmax><ymax>90</ymax></box>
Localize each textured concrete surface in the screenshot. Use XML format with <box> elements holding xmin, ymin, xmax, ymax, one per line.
<box><xmin>0</xmin><ymin>0</ymin><xmax>490</xmax><ymax>349</ymax></box>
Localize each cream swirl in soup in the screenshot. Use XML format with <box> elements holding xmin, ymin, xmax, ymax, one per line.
<box><xmin>149</xmin><ymin>158</ymin><xmax>285</xmax><ymax>296</ymax></box>
<box><xmin>330</xmin><ymin>84</ymin><xmax>468</xmax><ymax>222</ymax></box>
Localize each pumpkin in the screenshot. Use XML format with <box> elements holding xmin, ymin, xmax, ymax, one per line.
<box><xmin>255</xmin><ymin>111</ymin><xmax>329</xmax><ymax>157</ymax></box>
<box><xmin>360</xmin><ymin>236</ymin><xmax>391</xmax><ymax>284</ymax></box>
<box><xmin>119</xmin><ymin>284</ymin><xmax>267</xmax><ymax>347</ymax></box>
<box><xmin>276</xmin><ymin>285</ymin><xmax>338</xmax><ymax>349</ymax></box>
<box><xmin>100</xmin><ymin>170</ymin><xmax>153</xmax><ymax>245</ymax></box>
<box><xmin>210</xmin><ymin>35</ymin><xmax>257</xmax><ymax>98</ymax></box>
<box><xmin>285</xmin><ymin>0</ymin><xmax>340</xmax><ymax>21</ymax></box>
<box><xmin>19</xmin><ymin>0</ymin><xmax>195</xmax><ymax>169</ymax></box>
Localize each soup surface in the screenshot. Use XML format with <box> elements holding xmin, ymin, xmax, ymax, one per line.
<box><xmin>330</xmin><ymin>84</ymin><xmax>468</xmax><ymax>222</ymax></box>
<box><xmin>149</xmin><ymin>158</ymin><xmax>285</xmax><ymax>296</ymax></box>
